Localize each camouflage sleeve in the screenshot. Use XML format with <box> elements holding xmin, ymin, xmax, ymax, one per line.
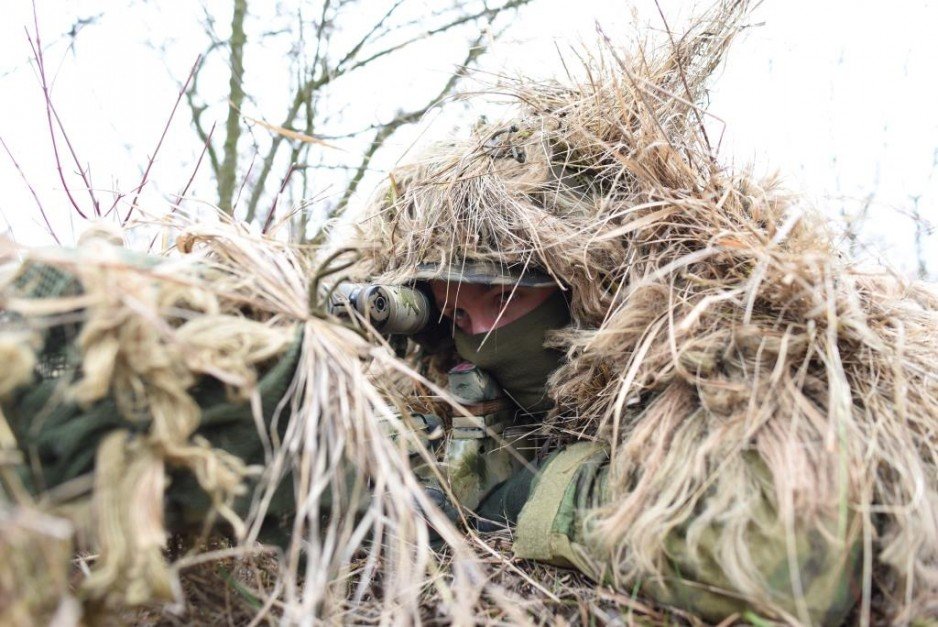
<box><xmin>1</xmin><ymin>258</ymin><xmax>303</xmax><ymax>545</ymax></box>
<box><xmin>2</xmin><ymin>329</ymin><xmax>303</xmax><ymax>537</ymax></box>
<box><xmin>514</xmin><ymin>443</ymin><xmax>862</xmax><ymax>625</ymax></box>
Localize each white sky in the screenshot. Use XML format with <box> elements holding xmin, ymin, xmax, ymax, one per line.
<box><xmin>1</xmin><ymin>1</ymin><xmax>935</xmax><ymax>277</ymax></box>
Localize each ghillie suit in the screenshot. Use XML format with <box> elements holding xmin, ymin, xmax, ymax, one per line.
<box><xmin>351</xmin><ymin>1</ymin><xmax>938</xmax><ymax>624</ymax></box>
<box><xmin>0</xmin><ymin>222</ymin><xmax>513</xmax><ymax>624</ymax></box>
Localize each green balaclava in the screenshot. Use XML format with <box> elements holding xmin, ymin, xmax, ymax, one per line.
<box><xmin>453</xmin><ymin>290</ymin><xmax>570</xmax><ymax>413</ymax></box>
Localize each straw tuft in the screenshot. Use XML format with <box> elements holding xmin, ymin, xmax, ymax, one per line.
<box><xmin>352</xmin><ymin>0</ymin><xmax>938</xmax><ymax>620</ymax></box>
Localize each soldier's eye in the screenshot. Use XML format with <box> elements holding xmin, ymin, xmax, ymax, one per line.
<box><xmin>453</xmin><ymin>308</ymin><xmax>468</xmax><ymax>323</ymax></box>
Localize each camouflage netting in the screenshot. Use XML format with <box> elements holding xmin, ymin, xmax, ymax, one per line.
<box><xmin>0</xmin><ymin>221</ymin><xmax>519</xmax><ymax>624</ymax></box>
<box><xmin>351</xmin><ymin>0</ymin><xmax>938</xmax><ymax>623</ymax></box>
<box><xmin>2</xmin><ymin>0</ymin><xmax>937</xmax><ymax>624</ymax></box>
<box><xmin>0</xmin><ymin>221</ymin><xmax>667</xmax><ymax>626</ymax></box>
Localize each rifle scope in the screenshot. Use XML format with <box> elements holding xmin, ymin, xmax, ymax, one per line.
<box><xmin>328</xmin><ymin>283</ymin><xmax>431</xmax><ymax>335</ymax></box>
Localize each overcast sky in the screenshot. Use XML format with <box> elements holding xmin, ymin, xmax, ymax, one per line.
<box><xmin>1</xmin><ymin>1</ymin><xmax>935</xmax><ymax>278</ymax></box>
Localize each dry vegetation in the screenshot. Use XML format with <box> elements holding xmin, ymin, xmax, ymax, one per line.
<box><xmin>353</xmin><ymin>0</ymin><xmax>938</xmax><ymax>622</ymax></box>
<box><xmin>2</xmin><ymin>0</ymin><xmax>937</xmax><ymax>625</ymax></box>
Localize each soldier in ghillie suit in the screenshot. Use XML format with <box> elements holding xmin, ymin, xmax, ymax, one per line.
<box><xmin>0</xmin><ymin>223</ymin><xmax>482</xmax><ymax>624</ymax></box>
<box><xmin>2</xmin><ymin>2</ymin><xmax>937</xmax><ymax>625</ymax></box>
<box><xmin>347</xmin><ymin>4</ymin><xmax>938</xmax><ymax>625</ymax></box>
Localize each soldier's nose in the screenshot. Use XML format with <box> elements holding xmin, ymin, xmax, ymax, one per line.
<box><xmin>469</xmin><ymin>319</ymin><xmax>489</xmax><ymax>335</ymax></box>
<box><xmin>467</xmin><ymin>310</ymin><xmax>500</xmax><ymax>335</ymax></box>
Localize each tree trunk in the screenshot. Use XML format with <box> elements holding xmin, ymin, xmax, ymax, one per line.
<box><xmin>217</xmin><ymin>0</ymin><xmax>247</xmax><ymax>214</ymax></box>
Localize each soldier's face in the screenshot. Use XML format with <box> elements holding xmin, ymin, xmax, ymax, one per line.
<box><xmin>429</xmin><ymin>281</ymin><xmax>558</xmax><ymax>336</ymax></box>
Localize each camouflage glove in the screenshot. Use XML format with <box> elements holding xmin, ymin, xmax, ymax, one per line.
<box><xmin>422</xmin><ymin>462</ymin><xmax>537</xmax><ymax>537</ymax></box>
<box><xmin>514</xmin><ymin>443</ymin><xmax>862</xmax><ymax>625</ymax></box>
<box><xmin>474</xmin><ymin>464</ymin><xmax>537</xmax><ymax>530</ymax></box>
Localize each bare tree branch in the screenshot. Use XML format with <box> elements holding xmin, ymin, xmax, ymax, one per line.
<box><xmin>217</xmin><ymin>0</ymin><xmax>248</xmax><ymax>214</ymax></box>
<box><xmin>243</xmin><ymin>0</ymin><xmax>332</xmax><ymax>224</ymax></box>
<box><xmin>27</xmin><ymin>3</ymin><xmax>88</xmax><ymax>220</ymax></box>
<box><xmin>224</xmin><ymin>0</ymin><xmax>533</xmax><ymax>225</ymax></box>
<box><xmin>185</xmin><ymin>51</ymin><xmax>222</xmax><ymax>176</ymax></box>
<box><xmin>332</xmin><ymin>0</ymin><xmax>406</xmax><ymax>71</ymax></box>
<box><xmin>336</xmin><ymin>0</ymin><xmax>529</xmax><ymax>76</ymax></box>
<box><xmin>243</xmin><ymin>86</ymin><xmax>310</xmax><ymax>224</ymax></box>
<box><xmin>0</xmin><ymin>136</ymin><xmax>60</xmax><ymax>244</ymax></box>
<box><xmin>120</xmin><ymin>55</ymin><xmax>201</xmax><ymax>224</ymax></box>
<box><xmin>309</xmin><ymin>0</ymin><xmax>333</xmax><ymax>79</ymax></box>
<box><xmin>331</xmin><ymin>30</ymin><xmax>493</xmax><ymax>220</ymax></box>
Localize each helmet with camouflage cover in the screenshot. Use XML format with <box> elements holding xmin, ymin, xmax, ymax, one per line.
<box><xmin>410</xmin><ymin>260</ymin><xmax>554</xmax><ymax>288</ymax></box>
<box><xmin>352</xmin><ymin>116</ymin><xmax>608</xmax><ymax>322</ymax></box>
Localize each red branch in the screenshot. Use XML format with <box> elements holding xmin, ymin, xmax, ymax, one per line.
<box><xmin>27</xmin><ymin>3</ymin><xmax>88</xmax><ymax>220</ymax></box>
<box><xmin>262</xmin><ymin>162</ymin><xmax>298</xmax><ymax>234</ymax></box>
<box><xmin>177</xmin><ymin>120</ymin><xmax>217</xmax><ymax>202</ymax></box>
<box><xmin>1</xmin><ymin>136</ymin><xmax>61</xmax><ymax>244</ymax></box>
<box><xmin>119</xmin><ymin>54</ymin><xmax>202</xmax><ymax>225</ymax></box>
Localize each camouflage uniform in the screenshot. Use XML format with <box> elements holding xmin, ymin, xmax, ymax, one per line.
<box><xmin>348</xmin><ymin>257</ymin><xmax>861</xmax><ymax>623</ymax></box>
<box><xmin>2</xmin><ymin>254</ymin><xmax>865</xmax><ymax>624</ymax></box>
<box><xmin>513</xmin><ymin>443</ymin><xmax>862</xmax><ymax>625</ymax></box>
<box><xmin>1</xmin><ymin>255</ymin><xmax>301</xmax><ymax>547</ymax></box>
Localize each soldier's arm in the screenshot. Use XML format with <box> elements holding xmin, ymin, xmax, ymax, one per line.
<box><xmin>513</xmin><ymin>443</ymin><xmax>862</xmax><ymax>625</ymax></box>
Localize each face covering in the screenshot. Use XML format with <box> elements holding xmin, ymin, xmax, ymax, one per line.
<box><xmin>453</xmin><ymin>290</ymin><xmax>570</xmax><ymax>413</ymax></box>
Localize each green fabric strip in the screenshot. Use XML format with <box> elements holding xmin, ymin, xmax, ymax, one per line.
<box><xmin>513</xmin><ymin>441</ymin><xmax>604</xmax><ymax>566</ymax></box>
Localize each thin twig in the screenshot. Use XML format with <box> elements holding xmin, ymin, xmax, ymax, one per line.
<box><xmin>147</xmin><ymin>121</ymin><xmax>219</xmax><ymax>253</ymax></box>
<box><xmin>27</xmin><ymin>2</ymin><xmax>88</xmax><ymax>220</ymax></box>
<box><xmin>233</xmin><ymin>150</ymin><xmax>258</xmax><ymax>213</ymax></box>
<box><xmin>653</xmin><ymin>0</ymin><xmax>714</xmax><ymax>158</ymax></box>
<box><xmin>331</xmin><ymin>0</ymin><xmax>406</xmax><ymax>72</ymax></box>
<box><xmin>263</xmin><ymin>162</ymin><xmax>299</xmax><ymax>234</ymax></box>
<box><xmin>50</xmin><ymin>103</ymin><xmax>100</xmax><ymax>216</ymax></box>
<box><xmin>339</xmin><ymin>0</ymin><xmax>531</xmax><ymax>77</ymax></box>
<box><xmin>177</xmin><ymin>121</ymin><xmax>217</xmax><ymax>202</ymax></box>
<box><xmin>185</xmin><ymin>48</ymin><xmax>222</xmax><ymax>176</ymax></box>
<box><xmin>120</xmin><ymin>54</ymin><xmax>202</xmax><ymax>225</ymax></box>
<box><xmin>0</xmin><ymin>136</ymin><xmax>60</xmax><ymax>244</ymax></box>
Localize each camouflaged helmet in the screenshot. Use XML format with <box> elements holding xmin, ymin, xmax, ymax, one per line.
<box><xmin>410</xmin><ymin>260</ymin><xmax>555</xmax><ymax>288</ymax></box>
